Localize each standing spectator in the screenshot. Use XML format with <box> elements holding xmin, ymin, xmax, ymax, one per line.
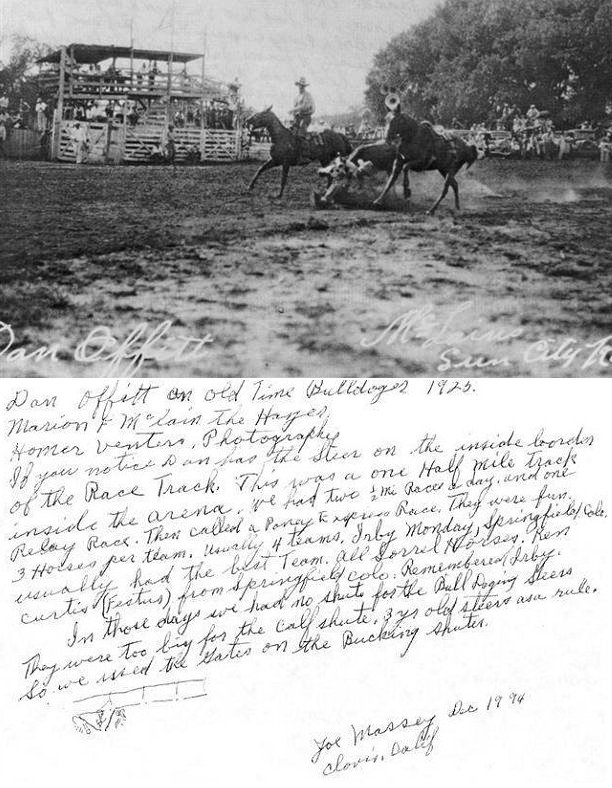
<box><xmin>499</xmin><ymin>103</ymin><xmax>510</xmax><ymax>130</ymax></box>
<box><xmin>161</xmin><ymin>124</ymin><xmax>176</xmax><ymax>163</ymax></box>
<box><xmin>558</xmin><ymin>131</ymin><xmax>574</xmax><ymax>160</ymax></box>
<box><xmin>0</xmin><ymin>116</ymin><xmax>7</xmax><ymax>158</ymax></box>
<box><xmin>19</xmin><ymin>99</ymin><xmax>31</xmax><ymax>127</ymax></box>
<box><xmin>36</xmin><ymin>98</ymin><xmax>48</xmax><ymax>133</ymax></box>
<box><xmin>127</xmin><ymin>103</ymin><xmax>140</xmax><ymax>126</ymax></box>
<box><xmin>542</xmin><ymin>129</ymin><xmax>556</xmax><ymax>160</ymax></box>
<box><xmin>599</xmin><ymin>133</ymin><xmax>611</xmax><ymax>163</ymax></box>
<box><xmin>526</xmin><ymin>104</ymin><xmax>539</xmax><ymax>125</ymax></box>
<box><xmin>71</xmin><ymin>121</ymin><xmax>89</xmax><ymax>164</ymax></box>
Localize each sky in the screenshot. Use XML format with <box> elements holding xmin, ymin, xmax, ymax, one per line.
<box><xmin>0</xmin><ymin>0</ymin><xmax>438</xmax><ymax>114</ymax></box>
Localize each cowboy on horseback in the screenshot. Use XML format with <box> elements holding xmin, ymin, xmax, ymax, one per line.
<box><xmin>290</xmin><ymin>77</ymin><xmax>315</xmax><ymax>137</ymax></box>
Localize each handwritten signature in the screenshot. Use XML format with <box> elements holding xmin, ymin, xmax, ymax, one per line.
<box><xmin>0</xmin><ymin>320</ymin><xmax>214</xmax><ymax>376</ymax></box>
<box><xmin>361</xmin><ymin>303</ymin><xmax>612</xmax><ymax>373</ymax></box>
<box><xmin>311</xmin><ymin>690</ymin><xmax>525</xmax><ymax>776</ymax></box>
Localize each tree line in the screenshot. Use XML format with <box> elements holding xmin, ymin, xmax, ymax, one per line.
<box><xmin>365</xmin><ymin>0</ymin><xmax>612</xmax><ymax>127</ymax></box>
<box><xmin>0</xmin><ymin>35</ymin><xmax>50</xmax><ymax>109</ymax></box>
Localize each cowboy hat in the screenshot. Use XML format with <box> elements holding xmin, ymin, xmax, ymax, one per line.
<box><xmin>295</xmin><ymin>77</ymin><xmax>309</xmax><ymax>87</ymax></box>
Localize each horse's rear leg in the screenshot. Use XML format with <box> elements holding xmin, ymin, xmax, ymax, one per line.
<box><xmin>428</xmin><ymin>171</ymin><xmax>456</xmax><ymax>215</ymax></box>
<box><xmin>248</xmin><ymin>158</ymin><xmax>276</xmax><ymax>191</ymax></box>
<box><xmin>402</xmin><ymin>166</ymin><xmax>411</xmax><ymax>199</ymax></box>
<box><xmin>450</xmin><ymin>175</ymin><xmax>460</xmax><ymax>210</ymax></box>
<box><xmin>277</xmin><ymin>164</ymin><xmax>290</xmax><ymax>198</ymax></box>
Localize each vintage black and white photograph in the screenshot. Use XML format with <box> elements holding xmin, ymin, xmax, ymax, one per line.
<box><xmin>1</xmin><ymin>0</ymin><xmax>611</xmax><ymax>377</ymax></box>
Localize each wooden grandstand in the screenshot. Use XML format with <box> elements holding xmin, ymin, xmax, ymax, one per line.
<box><xmin>37</xmin><ymin>43</ymin><xmax>245</xmax><ymax>164</ymax></box>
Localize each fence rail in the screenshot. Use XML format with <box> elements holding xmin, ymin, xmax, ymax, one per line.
<box><xmin>51</xmin><ymin>120</ymin><xmax>243</xmax><ymax>164</ymax></box>
<box><xmin>4</xmin><ymin>129</ymin><xmax>43</xmax><ymax>160</ymax></box>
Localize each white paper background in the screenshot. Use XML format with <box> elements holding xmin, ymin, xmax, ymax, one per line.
<box><xmin>0</xmin><ymin>378</ymin><xmax>609</xmax><ymax>788</ymax></box>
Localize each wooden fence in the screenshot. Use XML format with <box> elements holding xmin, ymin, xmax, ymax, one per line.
<box><xmin>4</xmin><ymin>129</ymin><xmax>43</xmax><ymax>160</ymax></box>
<box><xmin>51</xmin><ymin>119</ymin><xmax>243</xmax><ymax>164</ymax></box>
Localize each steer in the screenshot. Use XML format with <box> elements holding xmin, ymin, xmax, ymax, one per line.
<box><xmin>317</xmin><ymin>142</ymin><xmax>410</xmax><ymax>205</ymax></box>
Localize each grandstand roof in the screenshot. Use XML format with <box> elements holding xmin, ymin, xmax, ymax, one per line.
<box><xmin>39</xmin><ymin>44</ymin><xmax>203</xmax><ymax>65</ymax></box>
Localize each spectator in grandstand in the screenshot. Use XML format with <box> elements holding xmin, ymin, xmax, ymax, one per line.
<box><xmin>137</xmin><ymin>62</ymin><xmax>147</xmax><ymax>88</ymax></box>
<box><xmin>149</xmin><ymin>62</ymin><xmax>160</xmax><ymax>89</ymax></box>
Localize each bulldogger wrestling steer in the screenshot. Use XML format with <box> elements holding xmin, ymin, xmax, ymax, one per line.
<box><xmin>316</xmin><ymin>112</ymin><xmax>483</xmax><ymax>214</ymax></box>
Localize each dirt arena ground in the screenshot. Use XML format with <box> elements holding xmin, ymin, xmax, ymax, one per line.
<box><xmin>1</xmin><ymin>157</ymin><xmax>611</xmax><ymax>377</ymax></box>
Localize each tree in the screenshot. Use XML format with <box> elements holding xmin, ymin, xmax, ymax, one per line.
<box><xmin>0</xmin><ymin>35</ymin><xmax>51</xmax><ymax>109</ymax></box>
<box><xmin>365</xmin><ymin>0</ymin><xmax>612</xmax><ymax>127</ymax></box>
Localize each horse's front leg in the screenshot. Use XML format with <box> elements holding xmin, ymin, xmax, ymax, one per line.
<box><xmin>277</xmin><ymin>164</ymin><xmax>290</xmax><ymax>198</ymax></box>
<box><xmin>373</xmin><ymin>157</ymin><xmax>405</xmax><ymax>206</ymax></box>
<box><xmin>248</xmin><ymin>158</ymin><xmax>276</xmax><ymax>191</ymax></box>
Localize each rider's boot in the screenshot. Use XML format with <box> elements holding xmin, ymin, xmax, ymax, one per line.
<box><xmin>296</xmin><ymin>129</ymin><xmax>310</xmax><ymax>164</ymax></box>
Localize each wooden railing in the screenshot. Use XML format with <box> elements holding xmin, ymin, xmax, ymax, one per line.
<box><xmin>4</xmin><ymin>129</ymin><xmax>43</xmax><ymax>160</ymax></box>
<box><xmin>39</xmin><ymin>70</ymin><xmax>223</xmax><ymax>99</ymax></box>
<box><xmin>53</xmin><ymin>119</ymin><xmax>244</xmax><ymax>164</ymax></box>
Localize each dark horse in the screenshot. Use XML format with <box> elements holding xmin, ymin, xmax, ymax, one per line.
<box><xmin>245</xmin><ymin>107</ymin><xmax>351</xmax><ymax>197</ymax></box>
<box><xmin>374</xmin><ymin>111</ymin><xmax>480</xmax><ymax>214</ymax></box>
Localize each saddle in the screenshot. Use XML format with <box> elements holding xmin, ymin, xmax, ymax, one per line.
<box><xmin>402</xmin><ymin>122</ymin><xmax>458</xmax><ymax>169</ymax></box>
<box><xmin>294</xmin><ymin>132</ymin><xmax>325</xmax><ymax>163</ymax></box>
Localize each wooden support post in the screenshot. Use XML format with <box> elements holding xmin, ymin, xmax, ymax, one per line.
<box><xmin>130</xmin><ymin>17</ymin><xmax>134</xmax><ymax>88</ymax></box>
<box><xmin>200</xmin><ymin>31</ymin><xmax>207</xmax><ymax>162</ymax></box>
<box><xmin>53</xmin><ymin>46</ymin><xmax>67</xmax><ymax>159</ymax></box>
<box><xmin>69</xmin><ymin>45</ymin><xmax>75</xmax><ymax>99</ymax></box>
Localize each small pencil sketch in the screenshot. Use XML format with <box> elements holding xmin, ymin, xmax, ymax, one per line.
<box><xmin>72</xmin><ymin>678</ymin><xmax>208</xmax><ymax>733</ymax></box>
